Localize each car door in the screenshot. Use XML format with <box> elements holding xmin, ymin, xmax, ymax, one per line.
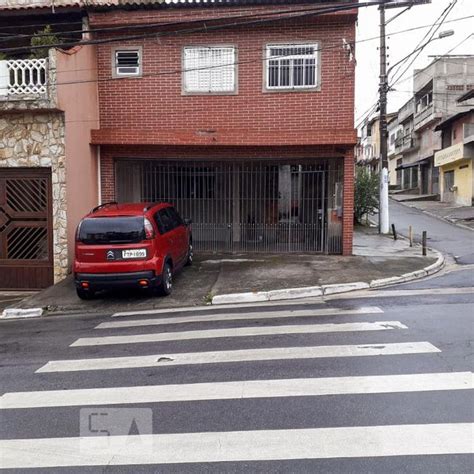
<box><xmin>154</xmin><ymin>209</ymin><xmax>180</xmax><ymax>265</ymax></box>
<box><xmin>166</xmin><ymin>207</ymin><xmax>188</xmax><ymax>264</ymax></box>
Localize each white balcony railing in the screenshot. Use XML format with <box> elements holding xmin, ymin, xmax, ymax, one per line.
<box><xmin>0</xmin><ymin>58</ymin><xmax>47</xmax><ymax>97</ymax></box>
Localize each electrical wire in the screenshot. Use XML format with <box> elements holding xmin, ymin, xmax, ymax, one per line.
<box><xmin>389</xmin><ymin>0</ymin><xmax>458</xmax><ymax>87</ymax></box>
<box><xmin>0</xmin><ymin>1</ymin><xmax>396</xmax><ymax>55</ymax></box>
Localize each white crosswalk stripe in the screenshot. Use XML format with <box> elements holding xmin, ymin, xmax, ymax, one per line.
<box><xmin>71</xmin><ymin>320</ymin><xmax>407</xmax><ymax>347</ymax></box>
<box><xmin>3</xmin><ymin>303</ymin><xmax>472</xmax><ymax>470</ymax></box>
<box><xmin>37</xmin><ymin>341</ymin><xmax>439</xmax><ymax>373</ymax></box>
<box><xmin>1</xmin><ymin>424</ymin><xmax>472</xmax><ymax>469</ymax></box>
<box><xmin>2</xmin><ymin>372</ymin><xmax>471</xmax><ymax>409</ymax></box>
<box><xmin>96</xmin><ymin>306</ymin><xmax>384</xmax><ymax>330</ymax></box>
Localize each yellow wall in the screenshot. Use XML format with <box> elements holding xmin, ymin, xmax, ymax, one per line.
<box><xmin>439</xmin><ymin>158</ymin><xmax>473</xmax><ymax>206</ymax></box>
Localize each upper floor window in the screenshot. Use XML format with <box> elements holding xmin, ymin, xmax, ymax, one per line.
<box><xmin>183</xmin><ymin>46</ymin><xmax>236</xmax><ymax>94</ymax></box>
<box><xmin>266</xmin><ymin>43</ymin><xmax>319</xmax><ymax>91</ymax></box>
<box><xmin>113</xmin><ymin>47</ymin><xmax>142</xmax><ymax>78</ymax></box>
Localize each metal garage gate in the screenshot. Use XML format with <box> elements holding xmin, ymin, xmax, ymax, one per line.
<box><xmin>116</xmin><ymin>160</ymin><xmax>343</xmax><ymax>254</ymax></box>
<box><xmin>0</xmin><ymin>168</ymin><xmax>53</xmax><ymax>289</ymax></box>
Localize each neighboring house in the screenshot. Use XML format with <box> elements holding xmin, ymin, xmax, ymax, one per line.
<box><xmin>0</xmin><ymin>3</ymin><xmax>99</xmax><ymax>289</ymax></box>
<box><xmin>357</xmin><ymin>115</ymin><xmax>379</xmax><ymax>172</ymax></box>
<box><xmin>357</xmin><ymin>112</ymin><xmax>396</xmax><ymax>175</ymax></box>
<box><xmin>434</xmin><ymin>107</ymin><xmax>474</xmax><ymax>206</ymax></box>
<box><xmin>395</xmin><ymin>55</ymin><xmax>474</xmax><ymax>196</ymax></box>
<box><xmin>89</xmin><ymin>0</ymin><xmax>358</xmax><ymax>256</ymax></box>
<box><xmin>387</xmin><ymin>114</ymin><xmax>402</xmax><ymax>187</ymax></box>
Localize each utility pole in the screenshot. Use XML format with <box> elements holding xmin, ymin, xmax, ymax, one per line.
<box><xmin>378</xmin><ymin>1</ymin><xmax>390</xmax><ymax>234</ymax></box>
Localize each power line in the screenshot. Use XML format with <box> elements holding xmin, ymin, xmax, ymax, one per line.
<box><xmin>0</xmin><ymin>2</ymin><xmax>362</xmax><ymax>44</ymax></box>
<box><xmin>389</xmin><ymin>0</ymin><xmax>458</xmax><ymax>87</ymax></box>
<box><xmin>0</xmin><ymin>1</ymin><xmax>397</xmax><ymax>55</ymax></box>
<box><xmin>355</xmin><ymin>32</ymin><xmax>473</xmax><ymax>126</ymax></box>
<box><xmin>387</xmin><ymin>0</ymin><xmax>455</xmax><ymax>82</ymax></box>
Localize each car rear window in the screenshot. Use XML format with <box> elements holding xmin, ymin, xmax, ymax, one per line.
<box><xmin>78</xmin><ymin>217</ymin><xmax>146</xmax><ymax>244</ymax></box>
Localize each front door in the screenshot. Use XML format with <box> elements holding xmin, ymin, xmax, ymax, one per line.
<box><xmin>443</xmin><ymin>170</ymin><xmax>455</xmax><ymax>203</ymax></box>
<box><xmin>0</xmin><ymin>168</ymin><xmax>53</xmax><ymax>289</ymax></box>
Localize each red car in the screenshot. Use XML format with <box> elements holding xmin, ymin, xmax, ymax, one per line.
<box><xmin>73</xmin><ymin>202</ymin><xmax>192</xmax><ymax>300</ymax></box>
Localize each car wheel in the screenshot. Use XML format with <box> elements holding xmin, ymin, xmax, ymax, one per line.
<box><xmin>76</xmin><ymin>288</ymin><xmax>94</xmax><ymax>300</ymax></box>
<box><xmin>158</xmin><ymin>262</ymin><xmax>173</xmax><ymax>296</ymax></box>
<box><xmin>185</xmin><ymin>242</ymin><xmax>193</xmax><ymax>266</ymax></box>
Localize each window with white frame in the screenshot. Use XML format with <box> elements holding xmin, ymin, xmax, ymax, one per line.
<box><xmin>266</xmin><ymin>44</ymin><xmax>319</xmax><ymax>90</ymax></box>
<box><xmin>114</xmin><ymin>49</ymin><xmax>141</xmax><ymax>77</ymax></box>
<box><xmin>183</xmin><ymin>46</ymin><xmax>236</xmax><ymax>93</ymax></box>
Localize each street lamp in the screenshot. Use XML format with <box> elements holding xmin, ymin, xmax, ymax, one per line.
<box><xmin>378</xmin><ymin>23</ymin><xmax>455</xmax><ymax>235</ymax></box>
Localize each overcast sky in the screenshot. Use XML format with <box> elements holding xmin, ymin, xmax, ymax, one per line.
<box><xmin>355</xmin><ymin>0</ymin><xmax>474</xmax><ymax>126</ymax></box>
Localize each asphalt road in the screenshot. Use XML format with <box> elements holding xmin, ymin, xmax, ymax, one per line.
<box><xmin>388</xmin><ymin>200</ymin><xmax>474</xmax><ymax>264</ymax></box>
<box><xmin>0</xmin><ymin>204</ymin><xmax>473</xmax><ymax>472</ymax></box>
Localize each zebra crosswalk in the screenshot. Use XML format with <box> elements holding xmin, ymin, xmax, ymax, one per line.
<box><xmin>0</xmin><ymin>303</ymin><xmax>472</xmax><ymax>470</ymax></box>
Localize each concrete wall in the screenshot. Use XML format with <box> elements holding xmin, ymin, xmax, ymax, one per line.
<box><xmin>56</xmin><ymin>45</ymin><xmax>100</xmax><ymax>263</ymax></box>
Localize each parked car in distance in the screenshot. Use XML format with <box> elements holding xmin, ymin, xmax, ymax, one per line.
<box><xmin>73</xmin><ymin>202</ymin><xmax>192</xmax><ymax>300</ymax></box>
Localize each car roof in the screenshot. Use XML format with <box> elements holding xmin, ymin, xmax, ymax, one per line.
<box><xmin>88</xmin><ymin>202</ymin><xmax>171</xmax><ymax>218</ymax></box>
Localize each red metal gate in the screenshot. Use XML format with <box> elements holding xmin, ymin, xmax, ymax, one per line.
<box><xmin>0</xmin><ymin>168</ymin><xmax>53</xmax><ymax>289</ymax></box>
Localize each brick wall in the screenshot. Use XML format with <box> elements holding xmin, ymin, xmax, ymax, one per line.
<box><xmin>92</xmin><ymin>7</ymin><xmax>356</xmax><ymax>146</ymax></box>
<box><xmin>92</xmin><ymin>4</ymin><xmax>357</xmax><ymax>254</ymax></box>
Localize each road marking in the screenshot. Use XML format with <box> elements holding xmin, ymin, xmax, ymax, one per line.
<box><xmin>2</xmin><ymin>372</ymin><xmax>471</xmax><ymax>409</ymax></box>
<box><xmin>111</xmin><ymin>300</ymin><xmax>327</xmax><ymax>317</ymax></box>
<box><xmin>1</xmin><ymin>423</ymin><xmax>472</xmax><ymax>468</ymax></box>
<box><xmin>96</xmin><ymin>306</ymin><xmax>384</xmax><ymax>330</ymax></box>
<box><xmin>37</xmin><ymin>341</ymin><xmax>440</xmax><ymax>373</ymax></box>
<box><xmin>71</xmin><ymin>321</ymin><xmax>407</xmax><ymax>347</ymax></box>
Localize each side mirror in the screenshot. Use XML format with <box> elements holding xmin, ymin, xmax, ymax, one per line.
<box><xmin>184</xmin><ymin>218</ymin><xmax>192</xmax><ymax>226</ymax></box>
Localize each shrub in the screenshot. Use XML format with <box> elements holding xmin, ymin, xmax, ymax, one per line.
<box><xmin>354</xmin><ymin>166</ymin><xmax>379</xmax><ymax>224</ymax></box>
<box><xmin>30</xmin><ymin>25</ymin><xmax>58</xmax><ymax>59</ymax></box>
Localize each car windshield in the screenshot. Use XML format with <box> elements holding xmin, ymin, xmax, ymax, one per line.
<box><xmin>78</xmin><ymin>216</ymin><xmax>146</xmax><ymax>244</ymax></box>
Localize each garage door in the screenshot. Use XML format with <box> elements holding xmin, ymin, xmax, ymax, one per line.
<box><xmin>0</xmin><ymin>168</ymin><xmax>53</xmax><ymax>289</ymax></box>
<box><xmin>116</xmin><ymin>160</ymin><xmax>343</xmax><ymax>254</ymax></box>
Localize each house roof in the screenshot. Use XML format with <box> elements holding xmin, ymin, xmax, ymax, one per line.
<box><xmin>0</xmin><ymin>0</ymin><xmax>351</xmax><ymax>10</ymax></box>
<box><xmin>434</xmin><ymin>109</ymin><xmax>474</xmax><ymax>132</ymax></box>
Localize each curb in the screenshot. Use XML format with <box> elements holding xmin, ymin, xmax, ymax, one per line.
<box><xmin>1</xmin><ymin>307</ymin><xmax>44</xmax><ymax>320</ymax></box>
<box><xmin>212</xmin><ymin>251</ymin><xmax>445</xmax><ymax>305</ymax></box>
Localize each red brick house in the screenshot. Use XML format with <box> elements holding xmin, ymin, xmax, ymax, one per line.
<box><xmin>90</xmin><ymin>0</ymin><xmax>357</xmax><ymax>255</ymax></box>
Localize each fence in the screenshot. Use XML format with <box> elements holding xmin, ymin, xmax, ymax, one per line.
<box><xmin>0</xmin><ymin>59</ymin><xmax>47</xmax><ymax>96</ymax></box>
<box><xmin>116</xmin><ymin>160</ymin><xmax>344</xmax><ymax>254</ymax></box>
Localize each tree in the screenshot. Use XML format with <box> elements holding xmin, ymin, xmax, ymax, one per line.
<box><xmin>30</xmin><ymin>25</ymin><xmax>58</xmax><ymax>59</ymax></box>
<box><xmin>354</xmin><ymin>166</ymin><xmax>379</xmax><ymax>224</ymax></box>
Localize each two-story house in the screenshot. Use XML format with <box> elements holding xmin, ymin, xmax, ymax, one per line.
<box><xmin>89</xmin><ymin>0</ymin><xmax>358</xmax><ymax>256</ymax></box>
<box><xmin>0</xmin><ymin>1</ymin><xmax>99</xmax><ymax>290</ymax></box>
<box><xmin>434</xmin><ymin>91</ymin><xmax>474</xmax><ymax>206</ymax></box>
<box><xmin>395</xmin><ymin>55</ymin><xmax>474</xmax><ymax>196</ymax></box>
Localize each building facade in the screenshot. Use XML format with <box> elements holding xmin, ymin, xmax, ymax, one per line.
<box><xmin>434</xmin><ymin>108</ymin><xmax>474</xmax><ymax>206</ymax></box>
<box><xmin>0</xmin><ymin>3</ymin><xmax>99</xmax><ymax>289</ymax></box>
<box><xmin>394</xmin><ymin>56</ymin><xmax>474</xmax><ymax>196</ymax></box>
<box><xmin>90</xmin><ymin>1</ymin><xmax>358</xmax><ymax>256</ymax></box>
<box><xmin>0</xmin><ymin>0</ymin><xmax>358</xmax><ymax>290</ymax></box>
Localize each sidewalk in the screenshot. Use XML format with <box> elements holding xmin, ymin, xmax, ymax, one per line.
<box><xmin>390</xmin><ymin>196</ymin><xmax>474</xmax><ymax>231</ymax></box>
<box><xmin>1</xmin><ymin>227</ymin><xmax>440</xmax><ymax>316</ymax></box>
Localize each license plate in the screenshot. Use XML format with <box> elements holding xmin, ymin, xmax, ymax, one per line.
<box><xmin>122</xmin><ymin>249</ymin><xmax>147</xmax><ymax>259</ymax></box>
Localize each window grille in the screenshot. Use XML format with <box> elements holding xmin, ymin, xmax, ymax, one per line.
<box><xmin>266</xmin><ymin>44</ymin><xmax>318</xmax><ymax>90</ymax></box>
<box><xmin>115</xmin><ymin>50</ymin><xmax>140</xmax><ymax>76</ymax></box>
<box><xmin>183</xmin><ymin>46</ymin><xmax>236</xmax><ymax>93</ymax></box>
